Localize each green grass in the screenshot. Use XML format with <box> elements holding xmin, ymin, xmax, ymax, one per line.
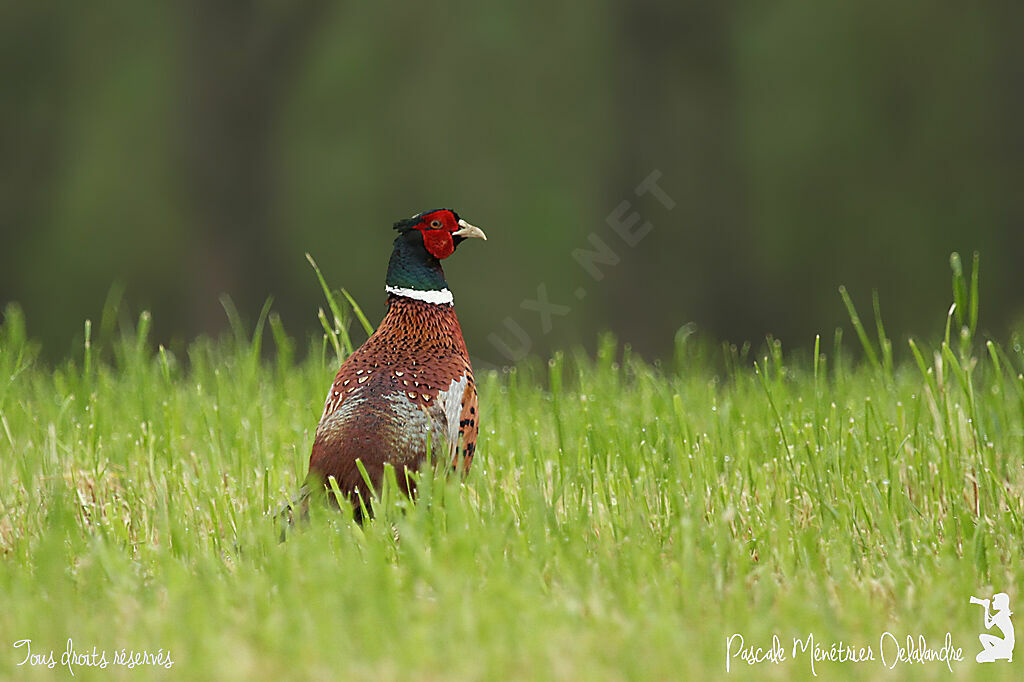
<box><xmin>1</xmin><ymin>262</ymin><xmax>1022</xmax><ymax>680</ymax></box>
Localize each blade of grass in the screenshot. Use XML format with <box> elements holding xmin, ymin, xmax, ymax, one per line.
<box><xmin>342</xmin><ymin>288</ymin><xmax>375</xmax><ymax>337</ymax></box>
<box><xmin>871</xmin><ymin>289</ymin><xmax>894</xmax><ymax>382</ymax></box>
<box><xmin>219</xmin><ymin>295</ymin><xmax>247</xmax><ymax>348</ymax></box>
<box><xmin>839</xmin><ymin>286</ymin><xmax>880</xmax><ymax>372</ymax></box>
<box><xmin>969</xmin><ymin>251</ymin><xmax>980</xmax><ymax>339</ymax></box>
<box><xmin>307</xmin><ymin>253</ymin><xmax>353</xmax><ymax>356</ymax></box>
<box><xmin>250</xmin><ymin>297</ymin><xmax>274</xmax><ymax>361</ymax></box>
<box><xmin>318</xmin><ymin>308</ymin><xmax>344</xmax><ymax>365</ymax></box>
<box><xmin>950</xmin><ymin>252</ymin><xmax>967</xmax><ymax>330</ymax></box>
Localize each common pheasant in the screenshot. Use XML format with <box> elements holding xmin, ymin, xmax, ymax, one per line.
<box><xmin>301</xmin><ymin>208</ymin><xmax>486</xmax><ymax>520</ymax></box>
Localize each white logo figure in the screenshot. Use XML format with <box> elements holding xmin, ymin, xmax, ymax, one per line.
<box><xmin>969</xmin><ymin>592</ymin><xmax>1014</xmax><ymax>663</ymax></box>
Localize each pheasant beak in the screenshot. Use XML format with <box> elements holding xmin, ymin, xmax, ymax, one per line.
<box><xmin>454</xmin><ymin>219</ymin><xmax>487</xmax><ymax>241</ymax></box>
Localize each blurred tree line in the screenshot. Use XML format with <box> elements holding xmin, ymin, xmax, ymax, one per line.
<box><xmin>2</xmin><ymin>1</ymin><xmax>1021</xmax><ymax>365</ymax></box>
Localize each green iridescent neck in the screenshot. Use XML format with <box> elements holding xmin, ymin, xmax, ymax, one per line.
<box><xmin>385</xmin><ymin>231</ymin><xmax>449</xmax><ymax>292</ymax></box>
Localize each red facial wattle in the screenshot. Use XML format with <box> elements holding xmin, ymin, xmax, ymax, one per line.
<box><xmin>421</xmin><ymin>228</ymin><xmax>456</xmax><ymax>259</ymax></box>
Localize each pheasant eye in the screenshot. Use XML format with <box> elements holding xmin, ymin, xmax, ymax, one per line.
<box><xmin>430</xmin><ymin>220</ymin><xmax>442</xmax><ymax>229</ymax></box>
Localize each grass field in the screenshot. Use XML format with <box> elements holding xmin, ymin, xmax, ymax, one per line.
<box><xmin>1</xmin><ymin>259</ymin><xmax>1022</xmax><ymax>680</ymax></box>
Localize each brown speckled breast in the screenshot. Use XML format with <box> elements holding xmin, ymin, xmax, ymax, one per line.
<box><xmin>307</xmin><ymin>295</ymin><xmax>478</xmax><ymax>508</ymax></box>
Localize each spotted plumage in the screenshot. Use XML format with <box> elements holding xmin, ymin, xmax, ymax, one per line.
<box><xmin>300</xmin><ymin>208</ymin><xmax>486</xmax><ymax>518</ymax></box>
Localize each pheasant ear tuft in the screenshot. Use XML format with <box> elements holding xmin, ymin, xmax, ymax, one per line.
<box><xmin>393</xmin><ymin>216</ymin><xmax>421</xmax><ymax>233</ymax></box>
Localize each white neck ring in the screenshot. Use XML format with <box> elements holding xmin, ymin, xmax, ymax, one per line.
<box><xmin>385</xmin><ymin>285</ymin><xmax>454</xmax><ymax>305</ymax></box>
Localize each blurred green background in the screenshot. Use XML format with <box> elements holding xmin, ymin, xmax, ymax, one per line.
<box><xmin>2</xmin><ymin>1</ymin><xmax>1021</xmax><ymax>365</ymax></box>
